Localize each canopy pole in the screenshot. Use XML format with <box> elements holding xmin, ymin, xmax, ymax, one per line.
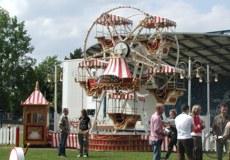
<box><xmin>207</xmin><ymin>64</ymin><xmax>210</xmax><ymax>132</ymax></box>
<box><xmin>188</xmin><ymin>57</ymin><xmax>192</xmax><ymax>112</ymax></box>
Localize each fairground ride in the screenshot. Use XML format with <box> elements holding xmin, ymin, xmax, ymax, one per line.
<box><xmin>76</xmin><ymin>6</ymin><xmax>185</xmax><ymax>133</ymax></box>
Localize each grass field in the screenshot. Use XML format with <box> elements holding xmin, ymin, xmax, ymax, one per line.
<box><xmin>1</xmin><ymin>146</ymin><xmax>229</xmax><ymax>160</ymax></box>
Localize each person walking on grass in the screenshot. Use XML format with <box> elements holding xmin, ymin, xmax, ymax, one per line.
<box><xmin>191</xmin><ymin>105</ymin><xmax>205</xmax><ymax>160</ymax></box>
<box><xmin>164</xmin><ymin>109</ymin><xmax>177</xmax><ymax>160</ymax></box>
<box><xmin>175</xmin><ymin>105</ymin><xmax>193</xmax><ymax>160</ymax></box>
<box><xmin>212</xmin><ymin>103</ymin><xmax>229</xmax><ymax>160</ymax></box>
<box><xmin>77</xmin><ymin>109</ymin><xmax>91</xmax><ymax>158</ymax></box>
<box><xmin>149</xmin><ymin>103</ymin><xmax>165</xmax><ymax>160</ymax></box>
<box><xmin>58</xmin><ymin>108</ymin><xmax>70</xmax><ymax>157</ymax></box>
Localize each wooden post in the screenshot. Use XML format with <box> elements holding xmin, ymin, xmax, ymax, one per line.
<box><xmin>16</xmin><ymin>126</ymin><xmax>20</xmax><ymax>147</ymax></box>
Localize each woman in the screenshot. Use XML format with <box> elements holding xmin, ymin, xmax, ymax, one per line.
<box><xmin>191</xmin><ymin>105</ymin><xmax>205</xmax><ymax>160</ymax></box>
<box><xmin>77</xmin><ymin>109</ymin><xmax>91</xmax><ymax>158</ymax></box>
<box><xmin>165</xmin><ymin>109</ymin><xmax>177</xmax><ymax>160</ymax></box>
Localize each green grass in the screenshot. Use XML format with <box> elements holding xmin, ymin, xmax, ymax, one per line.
<box><xmin>1</xmin><ymin>146</ymin><xmax>229</xmax><ymax>160</ymax></box>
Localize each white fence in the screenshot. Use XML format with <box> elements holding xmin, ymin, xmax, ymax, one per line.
<box><xmin>0</xmin><ymin>126</ymin><xmax>18</xmax><ymax>145</ymax></box>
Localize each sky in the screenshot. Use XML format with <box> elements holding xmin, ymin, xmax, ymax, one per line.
<box><xmin>0</xmin><ymin>0</ymin><xmax>230</xmax><ymax>63</ymax></box>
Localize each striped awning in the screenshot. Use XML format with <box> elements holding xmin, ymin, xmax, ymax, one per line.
<box><xmin>146</xmin><ymin>64</ymin><xmax>182</xmax><ymax>74</ymax></box>
<box><xmin>22</xmin><ymin>82</ymin><xmax>49</xmax><ymax>106</ymax></box>
<box><xmin>108</xmin><ymin>92</ymin><xmax>134</xmax><ymax>100</ymax></box>
<box><xmin>96</xmin><ymin>13</ymin><xmax>133</xmax><ymax>26</ymax></box>
<box><xmin>141</xmin><ymin>16</ymin><xmax>176</xmax><ymax>28</ymax></box>
<box><xmin>107</xmin><ymin>92</ymin><xmax>147</xmax><ymax>102</ymax></box>
<box><xmin>103</xmin><ymin>57</ymin><xmax>132</xmax><ymax>79</ymax></box>
<box><xmin>79</xmin><ymin>59</ymin><xmax>108</xmax><ymax>68</ymax></box>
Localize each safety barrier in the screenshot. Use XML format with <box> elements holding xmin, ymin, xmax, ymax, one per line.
<box><xmin>48</xmin><ymin>132</ymin><xmax>176</xmax><ymax>152</ymax></box>
<box><xmin>49</xmin><ymin>132</ymin><xmax>79</xmax><ymax>149</ymax></box>
<box><xmin>0</xmin><ymin>126</ymin><xmax>20</xmax><ymax>146</ymax></box>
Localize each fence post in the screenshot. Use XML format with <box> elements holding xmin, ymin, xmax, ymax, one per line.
<box><xmin>8</xmin><ymin>125</ymin><xmax>11</xmax><ymax>145</ymax></box>
<box><xmin>16</xmin><ymin>126</ymin><xmax>20</xmax><ymax>147</ymax></box>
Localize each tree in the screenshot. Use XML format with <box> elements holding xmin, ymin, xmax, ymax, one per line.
<box><xmin>0</xmin><ymin>7</ymin><xmax>36</xmax><ymax>114</ymax></box>
<box><xmin>65</xmin><ymin>48</ymin><xmax>83</xmax><ymax>59</ymax></box>
<box><xmin>34</xmin><ymin>56</ymin><xmax>62</xmax><ymax>113</ymax></box>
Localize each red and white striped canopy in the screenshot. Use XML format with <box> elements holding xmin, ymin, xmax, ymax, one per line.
<box><xmin>107</xmin><ymin>92</ymin><xmax>146</xmax><ymax>102</ymax></box>
<box><xmin>22</xmin><ymin>82</ymin><xmax>49</xmax><ymax>106</ymax></box>
<box><xmin>96</xmin><ymin>13</ymin><xmax>133</xmax><ymax>26</ymax></box>
<box><xmin>146</xmin><ymin>64</ymin><xmax>180</xmax><ymax>74</ymax></box>
<box><xmin>141</xmin><ymin>16</ymin><xmax>176</xmax><ymax>28</ymax></box>
<box><xmin>79</xmin><ymin>59</ymin><xmax>108</xmax><ymax>68</ymax></box>
<box><xmin>103</xmin><ymin>57</ymin><xmax>132</xmax><ymax>79</ymax></box>
<box><xmin>108</xmin><ymin>92</ymin><xmax>134</xmax><ymax>100</ymax></box>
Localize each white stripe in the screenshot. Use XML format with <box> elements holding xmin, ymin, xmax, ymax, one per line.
<box><xmin>104</xmin><ymin>58</ymin><xmax>113</xmax><ymax>75</ymax></box>
<box><xmin>120</xmin><ymin>58</ymin><xmax>127</xmax><ymax>78</ymax></box>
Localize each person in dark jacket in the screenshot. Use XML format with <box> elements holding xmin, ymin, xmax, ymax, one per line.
<box><xmin>58</xmin><ymin>108</ymin><xmax>70</xmax><ymax>157</ymax></box>
<box><xmin>77</xmin><ymin>109</ymin><xmax>91</xmax><ymax>158</ymax></box>
<box><xmin>212</xmin><ymin>103</ymin><xmax>229</xmax><ymax>160</ymax></box>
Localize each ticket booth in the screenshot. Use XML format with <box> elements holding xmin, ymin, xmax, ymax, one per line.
<box><xmin>21</xmin><ymin>82</ymin><xmax>49</xmax><ymax>146</ymax></box>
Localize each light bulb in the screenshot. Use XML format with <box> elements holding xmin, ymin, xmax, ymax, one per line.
<box><xmin>196</xmin><ymin>69</ymin><xmax>200</xmax><ymax>78</ymax></box>
<box><xmin>199</xmin><ymin>77</ymin><xmax>203</xmax><ymax>83</ymax></box>
<box><xmin>180</xmin><ymin>73</ymin><xmax>184</xmax><ymax>79</ymax></box>
<box><xmin>214</xmin><ymin>74</ymin><xmax>218</xmax><ymax>82</ymax></box>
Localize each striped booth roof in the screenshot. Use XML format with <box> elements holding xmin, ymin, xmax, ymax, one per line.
<box><xmin>107</xmin><ymin>91</ymin><xmax>147</xmax><ymax>102</ymax></box>
<box><xmin>78</xmin><ymin>58</ymin><xmax>108</xmax><ymax>68</ymax></box>
<box><xmin>103</xmin><ymin>57</ymin><xmax>132</xmax><ymax>79</ymax></box>
<box><xmin>96</xmin><ymin>13</ymin><xmax>133</xmax><ymax>26</ymax></box>
<box><xmin>22</xmin><ymin>82</ymin><xmax>49</xmax><ymax>106</ymax></box>
<box><xmin>141</xmin><ymin>16</ymin><xmax>176</xmax><ymax>28</ymax></box>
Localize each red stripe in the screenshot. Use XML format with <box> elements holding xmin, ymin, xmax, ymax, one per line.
<box><xmin>118</xmin><ymin>58</ymin><xmax>122</xmax><ymax>78</ymax></box>
<box><xmin>112</xmin><ymin>58</ymin><xmax>117</xmax><ymax>73</ymax></box>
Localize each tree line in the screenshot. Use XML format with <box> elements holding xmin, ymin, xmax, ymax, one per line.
<box><xmin>0</xmin><ymin>8</ymin><xmax>83</xmax><ymax>115</ymax></box>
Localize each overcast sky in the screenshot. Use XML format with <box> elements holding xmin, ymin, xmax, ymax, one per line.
<box><xmin>0</xmin><ymin>0</ymin><xmax>230</xmax><ymax>63</ymax></box>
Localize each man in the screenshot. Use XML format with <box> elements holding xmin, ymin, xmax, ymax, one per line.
<box><xmin>212</xmin><ymin>103</ymin><xmax>229</xmax><ymax>160</ymax></box>
<box><xmin>149</xmin><ymin>103</ymin><xmax>165</xmax><ymax>160</ymax></box>
<box><xmin>165</xmin><ymin>109</ymin><xmax>177</xmax><ymax>160</ymax></box>
<box><xmin>58</xmin><ymin>108</ymin><xmax>70</xmax><ymax>157</ymax></box>
<box><xmin>175</xmin><ymin>105</ymin><xmax>193</xmax><ymax>160</ymax></box>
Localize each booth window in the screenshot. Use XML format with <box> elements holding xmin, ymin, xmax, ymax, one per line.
<box><xmin>27</xmin><ymin>113</ymin><xmax>31</xmax><ymax>123</ymax></box>
<box><xmin>87</xmin><ymin>109</ymin><xmax>95</xmax><ymax>116</ymax></box>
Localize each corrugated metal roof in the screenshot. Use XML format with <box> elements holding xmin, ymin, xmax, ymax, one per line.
<box><xmin>86</xmin><ymin>30</ymin><xmax>230</xmax><ymax>76</ymax></box>
<box><xmin>164</xmin><ymin>31</ymin><xmax>230</xmax><ymax>76</ymax></box>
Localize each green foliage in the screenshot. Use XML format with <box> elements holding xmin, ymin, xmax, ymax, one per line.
<box><xmin>0</xmin><ymin>8</ymin><xmax>36</xmax><ymax>113</ymax></box>
<box><xmin>34</xmin><ymin>56</ymin><xmax>62</xmax><ymax>113</ymax></box>
<box><xmin>65</xmin><ymin>48</ymin><xmax>83</xmax><ymax>59</ymax></box>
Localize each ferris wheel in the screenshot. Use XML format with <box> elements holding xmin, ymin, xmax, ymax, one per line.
<box><xmin>76</xmin><ymin>6</ymin><xmax>186</xmax><ymax>130</ymax></box>
<box><xmin>79</xmin><ymin>6</ymin><xmax>184</xmax><ymax>103</ymax></box>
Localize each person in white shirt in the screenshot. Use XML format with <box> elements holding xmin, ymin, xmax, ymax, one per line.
<box><xmin>175</xmin><ymin>105</ymin><xmax>193</xmax><ymax>160</ymax></box>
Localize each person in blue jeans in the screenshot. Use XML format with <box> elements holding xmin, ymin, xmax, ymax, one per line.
<box><xmin>58</xmin><ymin>108</ymin><xmax>70</xmax><ymax>157</ymax></box>
<box><xmin>149</xmin><ymin>103</ymin><xmax>165</xmax><ymax>160</ymax></box>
